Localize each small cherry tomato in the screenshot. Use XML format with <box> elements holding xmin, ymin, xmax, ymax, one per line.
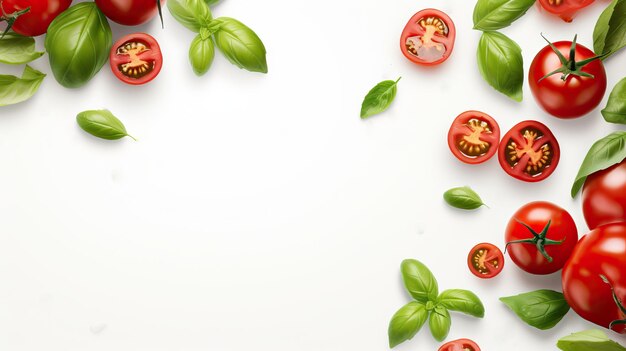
<box><xmin>582</xmin><ymin>159</ymin><xmax>626</xmax><ymax>230</ymax></box>
<box><xmin>498</xmin><ymin>120</ymin><xmax>560</xmax><ymax>182</ymax></box>
<box><xmin>537</xmin><ymin>0</ymin><xmax>595</xmax><ymax>22</ymax></box>
<box><xmin>448</xmin><ymin>110</ymin><xmax>500</xmax><ymax>164</ymax></box>
<box><xmin>95</xmin><ymin>0</ymin><xmax>164</xmax><ymax>26</ymax></box>
<box><xmin>0</xmin><ymin>0</ymin><xmax>72</xmax><ymax>37</ymax></box>
<box><xmin>439</xmin><ymin>339</ymin><xmax>481</xmax><ymax>351</ymax></box>
<box><xmin>109</xmin><ymin>33</ymin><xmax>162</xmax><ymax>85</ymax></box>
<box><xmin>400</xmin><ymin>9</ymin><xmax>455</xmax><ymax>66</ymax></box>
<box><xmin>468</xmin><ymin>243</ymin><xmax>504</xmax><ymax>279</ymax></box>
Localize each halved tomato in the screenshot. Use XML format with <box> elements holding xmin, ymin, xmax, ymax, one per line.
<box><xmin>448</xmin><ymin>111</ymin><xmax>500</xmax><ymax>164</ymax></box>
<box><xmin>537</xmin><ymin>0</ymin><xmax>595</xmax><ymax>22</ymax></box>
<box><xmin>468</xmin><ymin>243</ymin><xmax>504</xmax><ymax>279</ymax></box>
<box><xmin>400</xmin><ymin>9</ymin><xmax>455</xmax><ymax>66</ymax></box>
<box><xmin>498</xmin><ymin>121</ymin><xmax>560</xmax><ymax>182</ymax></box>
<box><xmin>439</xmin><ymin>339</ymin><xmax>481</xmax><ymax>351</ymax></box>
<box><xmin>109</xmin><ymin>33</ymin><xmax>162</xmax><ymax>85</ymax></box>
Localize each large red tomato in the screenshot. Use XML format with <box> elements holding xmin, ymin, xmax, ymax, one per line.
<box><xmin>0</xmin><ymin>0</ymin><xmax>71</xmax><ymax>36</ymax></box>
<box><xmin>537</xmin><ymin>0</ymin><xmax>595</xmax><ymax>22</ymax></box>
<box><xmin>582</xmin><ymin>159</ymin><xmax>626</xmax><ymax>230</ymax></box>
<box><xmin>95</xmin><ymin>0</ymin><xmax>165</xmax><ymax>26</ymax></box>
<box><xmin>562</xmin><ymin>223</ymin><xmax>626</xmax><ymax>334</ymax></box>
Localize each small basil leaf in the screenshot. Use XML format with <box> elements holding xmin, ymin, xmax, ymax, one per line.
<box><xmin>388</xmin><ymin>302</ymin><xmax>428</xmax><ymax>348</ymax></box>
<box><xmin>443</xmin><ymin>186</ymin><xmax>486</xmax><ymax>210</ymax></box>
<box><xmin>401</xmin><ymin>259</ymin><xmax>438</xmax><ymax>303</ymax></box>
<box><xmin>593</xmin><ymin>0</ymin><xmax>626</xmax><ymax>59</ymax></box>
<box><xmin>571</xmin><ymin>132</ymin><xmax>626</xmax><ymax>197</ymax></box>
<box><xmin>360</xmin><ymin>77</ymin><xmax>401</xmax><ymax>119</ymax></box>
<box><xmin>428</xmin><ymin>305</ymin><xmax>451</xmax><ymax>342</ymax></box>
<box><xmin>189</xmin><ymin>30</ymin><xmax>215</xmax><ymax>76</ymax></box>
<box><xmin>167</xmin><ymin>0</ymin><xmax>213</xmax><ymax>32</ymax></box>
<box><xmin>473</xmin><ymin>0</ymin><xmax>536</xmax><ymax>31</ymax></box>
<box><xmin>477</xmin><ymin>31</ymin><xmax>523</xmax><ymax>102</ymax></box>
<box><xmin>213</xmin><ymin>17</ymin><xmax>268</xmax><ymax>73</ymax></box>
<box><xmin>0</xmin><ymin>33</ymin><xmax>44</xmax><ymax>64</ymax></box>
<box><xmin>0</xmin><ymin>65</ymin><xmax>46</xmax><ymax>107</ymax></box>
<box><xmin>76</xmin><ymin>110</ymin><xmax>135</xmax><ymax>141</ymax></box>
<box><xmin>602</xmin><ymin>77</ymin><xmax>626</xmax><ymax>124</ymax></box>
<box><xmin>500</xmin><ymin>289</ymin><xmax>570</xmax><ymax>330</ymax></box>
<box><xmin>437</xmin><ymin>289</ymin><xmax>485</xmax><ymax>318</ymax></box>
<box><xmin>557</xmin><ymin>329</ymin><xmax>626</xmax><ymax>351</ymax></box>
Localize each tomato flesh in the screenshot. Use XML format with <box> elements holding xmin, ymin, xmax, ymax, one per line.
<box><xmin>448</xmin><ymin>111</ymin><xmax>500</xmax><ymax>164</ymax></box>
<box><xmin>95</xmin><ymin>0</ymin><xmax>164</xmax><ymax>26</ymax></box>
<box><xmin>1</xmin><ymin>0</ymin><xmax>71</xmax><ymax>36</ymax></box>
<box><xmin>582</xmin><ymin>159</ymin><xmax>626</xmax><ymax>230</ymax></box>
<box><xmin>439</xmin><ymin>338</ymin><xmax>481</xmax><ymax>351</ymax></box>
<box><xmin>538</xmin><ymin>0</ymin><xmax>595</xmax><ymax>22</ymax></box>
<box><xmin>110</xmin><ymin>33</ymin><xmax>162</xmax><ymax>85</ymax></box>
<box><xmin>400</xmin><ymin>9</ymin><xmax>455</xmax><ymax>66</ymax></box>
<box><xmin>468</xmin><ymin>243</ymin><xmax>504</xmax><ymax>279</ymax></box>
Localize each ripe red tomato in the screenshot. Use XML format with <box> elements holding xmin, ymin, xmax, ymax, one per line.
<box><xmin>448</xmin><ymin>110</ymin><xmax>500</xmax><ymax>164</ymax></box>
<box><xmin>95</xmin><ymin>0</ymin><xmax>164</xmax><ymax>26</ymax></box>
<box><xmin>562</xmin><ymin>223</ymin><xmax>626</xmax><ymax>334</ymax></box>
<box><xmin>498</xmin><ymin>120</ymin><xmax>560</xmax><ymax>182</ymax></box>
<box><xmin>505</xmin><ymin>201</ymin><xmax>578</xmax><ymax>275</ymax></box>
<box><xmin>537</xmin><ymin>0</ymin><xmax>595</xmax><ymax>22</ymax></box>
<box><xmin>529</xmin><ymin>37</ymin><xmax>606</xmax><ymax>119</ymax></box>
<box><xmin>582</xmin><ymin>159</ymin><xmax>626</xmax><ymax>230</ymax></box>
<box><xmin>468</xmin><ymin>243</ymin><xmax>504</xmax><ymax>279</ymax></box>
<box><xmin>0</xmin><ymin>0</ymin><xmax>71</xmax><ymax>36</ymax></box>
<box><xmin>400</xmin><ymin>9</ymin><xmax>455</xmax><ymax>66</ymax></box>
<box><xmin>439</xmin><ymin>339</ymin><xmax>481</xmax><ymax>351</ymax></box>
<box><xmin>109</xmin><ymin>33</ymin><xmax>163</xmax><ymax>85</ymax></box>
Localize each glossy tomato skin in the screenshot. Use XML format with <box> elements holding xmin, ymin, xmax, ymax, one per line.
<box><xmin>439</xmin><ymin>338</ymin><xmax>481</xmax><ymax>351</ymax></box>
<box><xmin>109</xmin><ymin>33</ymin><xmax>163</xmax><ymax>85</ymax></box>
<box><xmin>562</xmin><ymin>223</ymin><xmax>626</xmax><ymax>334</ymax></box>
<box><xmin>537</xmin><ymin>0</ymin><xmax>595</xmax><ymax>22</ymax></box>
<box><xmin>468</xmin><ymin>243</ymin><xmax>504</xmax><ymax>279</ymax></box>
<box><xmin>447</xmin><ymin>110</ymin><xmax>500</xmax><ymax>164</ymax></box>
<box><xmin>2</xmin><ymin>0</ymin><xmax>72</xmax><ymax>36</ymax></box>
<box><xmin>95</xmin><ymin>0</ymin><xmax>164</xmax><ymax>26</ymax></box>
<box><xmin>400</xmin><ymin>9</ymin><xmax>455</xmax><ymax>66</ymax></box>
<box><xmin>582</xmin><ymin>160</ymin><xmax>626</xmax><ymax>230</ymax></box>
<box><xmin>505</xmin><ymin>201</ymin><xmax>578</xmax><ymax>275</ymax></box>
<box><xmin>529</xmin><ymin>41</ymin><xmax>606</xmax><ymax>119</ymax></box>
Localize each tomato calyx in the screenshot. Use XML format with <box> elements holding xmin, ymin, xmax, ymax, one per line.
<box><xmin>600</xmin><ymin>275</ymin><xmax>626</xmax><ymax>331</ymax></box>
<box><xmin>505</xmin><ymin>219</ymin><xmax>565</xmax><ymax>263</ymax></box>
<box><xmin>0</xmin><ymin>1</ymin><xmax>30</xmax><ymax>38</ymax></box>
<box><xmin>539</xmin><ymin>34</ymin><xmax>604</xmax><ymax>82</ymax></box>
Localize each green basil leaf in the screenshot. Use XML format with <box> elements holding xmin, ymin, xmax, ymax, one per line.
<box><xmin>205</xmin><ymin>0</ymin><xmax>221</xmax><ymax>5</ymax></box>
<box><xmin>602</xmin><ymin>77</ymin><xmax>626</xmax><ymax>124</ymax></box>
<box><xmin>593</xmin><ymin>0</ymin><xmax>618</xmax><ymax>55</ymax></box>
<box><xmin>0</xmin><ymin>65</ymin><xmax>46</xmax><ymax>107</ymax></box>
<box><xmin>437</xmin><ymin>289</ymin><xmax>485</xmax><ymax>318</ymax></box>
<box><xmin>592</xmin><ymin>0</ymin><xmax>626</xmax><ymax>58</ymax></box>
<box><xmin>213</xmin><ymin>17</ymin><xmax>268</xmax><ymax>73</ymax></box>
<box><xmin>443</xmin><ymin>186</ymin><xmax>486</xmax><ymax>210</ymax></box>
<box><xmin>167</xmin><ymin>0</ymin><xmax>213</xmax><ymax>33</ymax></box>
<box><xmin>477</xmin><ymin>31</ymin><xmax>523</xmax><ymax>102</ymax></box>
<box><xmin>76</xmin><ymin>110</ymin><xmax>135</xmax><ymax>141</ymax></box>
<box><xmin>0</xmin><ymin>33</ymin><xmax>44</xmax><ymax>64</ymax></box>
<box><xmin>401</xmin><ymin>259</ymin><xmax>438</xmax><ymax>303</ymax></box>
<box><xmin>388</xmin><ymin>302</ymin><xmax>428</xmax><ymax>348</ymax></box>
<box><xmin>500</xmin><ymin>290</ymin><xmax>570</xmax><ymax>330</ymax></box>
<box><xmin>44</xmin><ymin>3</ymin><xmax>112</xmax><ymax>88</ymax></box>
<box><xmin>428</xmin><ymin>305</ymin><xmax>451</xmax><ymax>342</ymax></box>
<box><xmin>360</xmin><ymin>77</ymin><xmax>401</xmax><ymax>119</ymax></box>
<box><xmin>473</xmin><ymin>0</ymin><xmax>536</xmax><ymax>31</ymax></box>
<box><xmin>557</xmin><ymin>329</ymin><xmax>626</xmax><ymax>351</ymax></box>
<box><xmin>571</xmin><ymin>132</ymin><xmax>626</xmax><ymax>197</ymax></box>
<box><xmin>189</xmin><ymin>29</ymin><xmax>215</xmax><ymax>76</ymax></box>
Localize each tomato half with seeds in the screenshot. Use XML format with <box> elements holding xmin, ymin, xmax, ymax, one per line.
<box><xmin>537</xmin><ymin>0</ymin><xmax>594</xmax><ymax>22</ymax></box>
<box><xmin>498</xmin><ymin>121</ymin><xmax>560</xmax><ymax>182</ymax></box>
<box><xmin>400</xmin><ymin>9</ymin><xmax>456</xmax><ymax>66</ymax></box>
<box><xmin>109</xmin><ymin>33</ymin><xmax>162</xmax><ymax>85</ymax></box>
<box><xmin>468</xmin><ymin>243</ymin><xmax>504</xmax><ymax>279</ymax></box>
<box><xmin>439</xmin><ymin>339</ymin><xmax>481</xmax><ymax>351</ymax></box>
<box><xmin>448</xmin><ymin>111</ymin><xmax>500</xmax><ymax>164</ymax></box>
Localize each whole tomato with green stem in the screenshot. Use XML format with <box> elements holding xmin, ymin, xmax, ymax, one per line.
<box><xmin>0</xmin><ymin>0</ymin><xmax>72</xmax><ymax>37</ymax></box>
<box><xmin>95</xmin><ymin>0</ymin><xmax>165</xmax><ymax>26</ymax></box>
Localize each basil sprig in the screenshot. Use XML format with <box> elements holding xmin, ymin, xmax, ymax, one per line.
<box><xmin>571</xmin><ymin>132</ymin><xmax>626</xmax><ymax>197</ymax></box>
<box><xmin>602</xmin><ymin>77</ymin><xmax>626</xmax><ymax>124</ymax></box>
<box><xmin>388</xmin><ymin>259</ymin><xmax>484</xmax><ymax>348</ymax></box>
<box><xmin>76</xmin><ymin>110</ymin><xmax>136</xmax><ymax>141</ymax></box>
<box><xmin>557</xmin><ymin>329</ymin><xmax>626</xmax><ymax>351</ymax></box>
<box><xmin>500</xmin><ymin>290</ymin><xmax>570</xmax><ymax>330</ymax></box>
<box><xmin>443</xmin><ymin>186</ymin><xmax>486</xmax><ymax>210</ymax></box>
<box><xmin>593</xmin><ymin>0</ymin><xmax>626</xmax><ymax>59</ymax></box>
<box><xmin>360</xmin><ymin>78</ymin><xmax>400</xmax><ymax>119</ymax></box>
<box><xmin>473</xmin><ymin>0</ymin><xmax>536</xmax><ymax>31</ymax></box>
<box><xmin>0</xmin><ymin>65</ymin><xmax>46</xmax><ymax>107</ymax></box>
<box><xmin>477</xmin><ymin>31</ymin><xmax>523</xmax><ymax>101</ymax></box>
<box><xmin>0</xmin><ymin>33</ymin><xmax>44</xmax><ymax>65</ymax></box>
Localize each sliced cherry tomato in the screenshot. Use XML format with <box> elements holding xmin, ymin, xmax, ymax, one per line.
<box><xmin>109</xmin><ymin>33</ymin><xmax>162</xmax><ymax>85</ymax></box>
<box><xmin>400</xmin><ymin>9</ymin><xmax>456</xmax><ymax>66</ymax></box>
<box><xmin>439</xmin><ymin>339</ymin><xmax>481</xmax><ymax>351</ymax></box>
<box><xmin>498</xmin><ymin>121</ymin><xmax>560</xmax><ymax>182</ymax></box>
<box><xmin>95</xmin><ymin>0</ymin><xmax>164</xmax><ymax>26</ymax></box>
<box><xmin>468</xmin><ymin>243</ymin><xmax>504</xmax><ymax>279</ymax></box>
<box><xmin>0</xmin><ymin>0</ymin><xmax>72</xmax><ymax>37</ymax></box>
<box><xmin>448</xmin><ymin>110</ymin><xmax>500</xmax><ymax>164</ymax></box>
<box><xmin>537</xmin><ymin>0</ymin><xmax>595</xmax><ymax>22</ymax></box>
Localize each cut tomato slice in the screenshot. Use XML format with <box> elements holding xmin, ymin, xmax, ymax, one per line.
<box><xmin>537</xmin><ymin>0</ymin><xmax>595</xmax><ymax>22</ymax></box>
<box><xmin>439</xmin><ymin>338</ymin><xmax>481</xmax><ymax>351</ymax></box>
<box><xmin>400</xmin><ymin>9</ymin><xmax>455</xmax><ymax>66</ymax></box>
<box><xmin>448</xmin><ymin>111</ymin><xmax>500</xmax><ymax>164</ymax></box>
<box><xmin>468</xmin><ymin>243</ymin><xmax>504</xmax><ymax>279</ymax></box>
<box><xmin>109</xmin><ymin>33</ymin><xmax>163</xmax><ymax>85</ymax></box>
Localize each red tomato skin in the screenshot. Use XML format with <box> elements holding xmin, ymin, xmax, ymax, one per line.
<box><xmin>438</xmin><ymin>338</ymin><xmax>481</xmax><ymax>351</ymax></box>
<box><xmin>562</xmin><ymin>223</ymin><xmax>626</xmax><ymax>334</ymax></box>
<box><xmin>505</xmin><ymin>201</ymin><xmax>578</xmax><ymax>275</ymax></box>
<box><xmin>3</xmin><ymin>0</ymin><xmax>72</xmax><ymax>36</ymax></box>
<box><xmin>582</xmin><ymin>160</ymin><xmax>626</xmax><ymax>230</ymax></box>
<box><xmin>447</xmin><ymin>110</ymin><xmax>500</xmax><ymax>165</ymax></box>
<box><xmin>400</xmin><ymin>9</ymin><xmax>456</xmax><ymax>66</ymax></box>
<box><xmin>537</xmin><ymin>0</ymin><xmax>595</xmax><ymax>22</ymax></box>
<box><xmin>529</xmin><ymin>41</ymin><xmax>606</xmax><ymax>119</ymax></box>
<box><xmin>109</xmin><ymin>33</ymin><xmax>163</xmax><ymax>85</ymax></box>
<box><xmin>95</xmin><ymin>0</ymin><xmax>165</xmax><ymax>26</ymax></box>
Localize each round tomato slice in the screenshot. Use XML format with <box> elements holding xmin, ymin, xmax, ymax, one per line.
<box><xmin>468</xmin><ymin>243</ymin><xmax>504</xmax><ymax>279</ymax></box>
<box><xmin>439</xmin><ymin>339</ymin><xmax>481</xmax><ymax>351</ymax></box>
<box><xmin>498</xmin><ymin>121</ymin><xmax>560</xmax><ymax>182</ymax></box>
<box><xmin>109</xmin><ymin>33</ymin><xmax>163</xmax><ymax>85</ymax></box>
<box><xmin>400</xmin><ymin>9</ymin><xmax>456</xmax><ymax>66</ymax></box>
<box><xmin>448</xmin><ymin>111</ymin><xmax>500</xmax><ymax>164</ymax></box>
<box><xmin>537</xmin><ymin>0</ymin><xmax>595</xmax><ymax>22</ymax></box>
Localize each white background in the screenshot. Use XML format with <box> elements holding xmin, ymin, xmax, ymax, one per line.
<box><xmin>1</xmin><ymin>0</ymin><xmax>625</xmax><ymax>350</ymax></box>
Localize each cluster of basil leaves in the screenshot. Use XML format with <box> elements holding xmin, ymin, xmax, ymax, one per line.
<box><xmin>0</xmin><ymin>34</ymin><xmax>46</xmax><ymax>106</ymax></box>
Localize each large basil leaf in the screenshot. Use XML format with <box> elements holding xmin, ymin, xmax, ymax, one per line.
<box><xmin>571</xmin><ymin>132</ymin><xmax>626</xmax><ymax>197</ymax></box>
<box><xmin>557</xmin><ymin>329</ymin><xmax>626</xmax><ymax>351</ymax></box>
<box><xmin>437</xmin><ymin>289</ymin><xmax>485</xmax><ymax>318</ymax></box>
<box><xmin>0</xmin><ymin>33</ymin><xmax>44</xmax><ymax>64</ymax></box>
<box><xmin>473</xmin><ymin>0</ymin><xmax>536</xmax><ymax>31</ymax></box>
<box><xmin>189</xmin><ymin>29</ymin><xmax>215</xmax><ymax>76</ymax></box>
<box><xmin>500</xmin><ymin>290</ymin><xmax>570</xmax><ymax>330</ymax></box>
<box><xmin>0</xmin><ymin>65</ymin><xmax>46</xmax><ymax>107</ymax></box>
<box><xmin>401</xmin><ymin>259</ymin><xmax>439</xmax><ymax>303</ymax></box>
<box><xmin>167</xmin><ymin>0</ymin><xmax>213</xmax><ymax>32</ymax></box>
<box><xmin>602</xmin><ymin>77</ymin><xmax>626</xmax><ymax>124</ymax></box>
<box><xmin>44</xmin><ymin>3</ymin><xmax>112</xmax><ymax>88</ymax></box>
<box><xmin>593</xmin><ymin>0</ymin><xmax>626</xmax><ymax>58</ymax></box>
<box><xmin>213</xmin><ymin>17</ymin><xmax>268</xmax><ymax>73</ymax></box>
<box><xmin>428</xmin><ymin>305</ymin><xmax>451</xmax><ymax>342</ymax></box>
<box><xmin>360</xmin><ymin>78</ymin><xmax>400</xmax><ymax>119</ymax></box>
<box><xmin>477</xmin><ymin>31</ymin><xmax>523</xmax><ymax>101</ymax></box>
<box><xmin>76</xmin><ymin>110</ymin><xmax>135</xmax><ymax>141</ymax></box>
<box><xmin>388</xmin><ymin>302</ymin><xmax>428</xmax><ymax>348</ymax></box>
